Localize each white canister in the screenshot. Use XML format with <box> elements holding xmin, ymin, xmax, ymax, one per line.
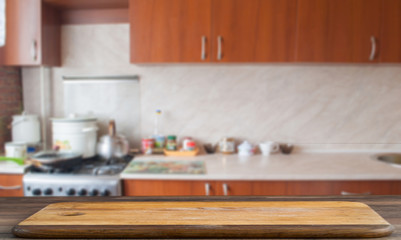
<box><xmin>51</xmin><ymin>116</ymin><xmax>98</xmax><ymax>158</ymax></box>
<box><xmin>5</xmin><ymin>142</ymin><xmax>27</xmax><ymax>159</ymax></box>
<box><xmin>11</xmin><ymin>114</ymin><xmax>41</xmax><ymax>144</ymax></box>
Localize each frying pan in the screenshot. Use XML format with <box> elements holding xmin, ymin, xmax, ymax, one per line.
<box><xmin>27</xmin><ymin>151</ymin><xmax>83</xmax><ymax>171</ymax></box>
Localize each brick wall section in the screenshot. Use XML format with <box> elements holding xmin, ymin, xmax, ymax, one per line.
<box><xmin>0</xmin><ymin>67</ymin><xmax>22</xmax><ymax>151</ymax></box>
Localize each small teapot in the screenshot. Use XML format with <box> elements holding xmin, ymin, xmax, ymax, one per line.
<box><xmin>237</xmin><ymin>141</ymin><xmax>255</xmax><ymax>156</ymax></box>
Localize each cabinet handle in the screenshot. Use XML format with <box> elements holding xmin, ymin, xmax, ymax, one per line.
<box><xmin>222</xmin><ymin>183</ymin><xmax>229</xmax><ymax>196</ymax></box>
<box><xmin>31</xmin><ymin>39</ymin><xmax>38</xmax><ymax>61</ymax></box>
<box><xmin>204</xmin><ymin>183</ymin><xmax>210</xmax><ymax>196</ymax></box>
<box><xmin>0</xmin><ymin>185</ymin><xmax>21</xmax><ymax>190</ymax></box>
<box><xmin>341</xmin><ymin>191</ymin><xmax>371</xmax><ymax>196</ymax></box>
<box><xmin>217</xmin><ymin>36</ymin><xmax>223</xmax><ymax>60</ymax></box>
<box><xmin>201</xmin><ymin>36</ymin><xmax>207</xmax><ymax>60</ymax></box>
<box><xmin>369</xmin><ymin>36</ymin><xmax>376</xmax><ymax>61</ymax></box>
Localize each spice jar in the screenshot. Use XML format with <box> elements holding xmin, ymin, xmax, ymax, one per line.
<box><xmin>141</xmin><ymin>138</ymin><xmax>154</xmax><ymax>155</ymax></box>
<box><xmin>166</xmin><ymin>135</ymin><xmax>177</xmax><ymax>150</ymax></box>
<box><xmin>186</xmin><ymin>141</ymin><xmax>196</xmax><ymax>151</ymax></box>
<box><xmin>219</xmin><ymin>137</ymin><xmax>236</xmax><ymax>154</ymax></box>
<box><xmin>182</xmin><ymin>137</ymin><xmax>193</xmax><ymax>151</ymax></box>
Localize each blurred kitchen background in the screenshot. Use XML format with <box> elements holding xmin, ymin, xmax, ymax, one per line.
<box><xmin>13</xmin><ymin>23</ymin><xmax>401</xmax><ymax>151</ymax></box>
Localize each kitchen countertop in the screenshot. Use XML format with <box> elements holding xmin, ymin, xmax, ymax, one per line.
<box><xmin>0</xmin><ymin>161</ymin><xmax>28</xmax><ymax>174</ymax></box>
<box><xmin>1</xmin><ymin>195</ymin><xmax>400</xmax><ymax>239</ymax></box>
<box><xmin>121</xmin><ymin>152</ymin><xmax>401</xmax><ymax>180</ymax></box>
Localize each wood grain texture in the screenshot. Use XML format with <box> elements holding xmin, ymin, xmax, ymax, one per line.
<box><xmin>296</xmin><ymin>0</ymin><xmax>382</xmax><ymax>62</ymax></box>
<box><xmin>124</xmin><ymin>180</ymin><xmax>401</xmax><ymax>196</ymax></box>
<box><xmin>252</xmin><ymin>180</ymin><xmax>401</xmax><ymax>196</ymax></box>
<box><xmin>1</xmin><ymin>196</ymin><xmax>400</xmax><ymax>239</ymax></box>
<box><xmin>60</xmin><ymin>9</ymin><xmax>129</xmax><ymax>25</ymax></box>
<box><xmin>3</xmin><ymin>0</ymin><xmax>41</xmax><ymax>65</ymax></box>
<box><xmin>43</xmin><ymin>0</ymin><xmax>128</xmax><ymax>10</ymax></box>
<box><xmin>123</xmin><ymin>180</ymin><xmax>214</xmax><ymax>196</ymax></box>
<box><xmin>41</xmin><ymin>2</ymin><xmax>61</xmax><ymax>66</ymax></box>
<box><xmin>130</xmin><ymin>0</ymin><xmax>212</xmax><ymax>63</ymax></box>
<box><xmin>12</xmin><ymin>201</ymin><xmax>393</xmax><ymax>238</ymax></box>
<box><xmin>380</xmin><ymin>0</ymin><xmax>401</xmax><ymax>62</ymax></box>
<box><xmin>2</xmin><ymin>0</ymin><xmax>61</xmax><ymax>66</ymax></box>
<box><xmin>0</xmin><ymin>174</ymin><xmax>23</xmax><ymax>197</ymax></box>
<box><xmin>211</xmin><ymin>0</ymin><xmax>297</xmax><ymax>62</ymax></box>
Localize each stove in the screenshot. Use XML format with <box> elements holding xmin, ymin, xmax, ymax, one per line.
<box><xmin>23</xmin><ymin>156</ymin><xmax>133</xmax><ymax>197</ymax></box>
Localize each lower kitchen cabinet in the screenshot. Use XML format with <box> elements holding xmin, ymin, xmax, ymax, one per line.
<box><xmin>0</xmin><ymin>174</ymin><xmax>23</xmax><ymax>197</ymax></box>
<box><xmin>123</xmin><ymin>180</ymin><xmax>401</xmax><ymax>196</ymax></box>
<box><xmin>123</xmin><ymin>180</ymin><xmax>214</xmax><ymax>196</ymax></box>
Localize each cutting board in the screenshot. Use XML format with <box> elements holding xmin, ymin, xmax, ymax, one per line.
<box><xmin>13</xmin><ymin>201</ymin><xmax>393</xmax><ymax>238</ymax></box>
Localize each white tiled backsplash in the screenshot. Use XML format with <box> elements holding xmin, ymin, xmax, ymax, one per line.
<box><xmin>22</xmin><ymin>24</ymin><xmax>401</xmax><ymax>151</ymax></box>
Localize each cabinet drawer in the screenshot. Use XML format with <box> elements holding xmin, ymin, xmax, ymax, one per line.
<box><xmin>0</xmin><ymin>174</ymin><xmax>23</xmax><ymax>197</ymax></box>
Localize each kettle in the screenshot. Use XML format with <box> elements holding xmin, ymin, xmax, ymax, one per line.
<box><xmin>97</xmin><ymin>120</ymin><xmax>129</xmax><ymax>159</ymax></box>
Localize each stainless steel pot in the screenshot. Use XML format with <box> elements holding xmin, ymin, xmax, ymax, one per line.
<box><xmin>97</xmin><ymin>120</ymin><xmax>129</xmax><ymax>159</ymax></box>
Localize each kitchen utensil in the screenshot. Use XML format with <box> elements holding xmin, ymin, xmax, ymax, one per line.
<box><xmin>259</xmin><ymin>141</ymin><xmax>280</xmax><ymax>156</ymax></box>
<box><xmin>237</xmin><ymin>141</ymin><xmax>255</xmax><ymax>156</ymax></box>
<box><xmin>13</xmin><ymin>201</ymin><xmax>393</xmax><ymax>238</ymax></box>
<box><xmin>26</xmin><ymin>151</ymin><xmax>83</xmax><ymax>171</ymax></box>
<box><xmin>52</xmin><ymin>115</ymin><xmax>98</xmax><ymax>158</ymax></box>
<box><xmin>5</xmin><ymin>142</ymin><xmax>27</xmax><ymax>159</ymax></box>
<box><xmin>97</xmin><ymin>120</ymin><xmax>129</xmax><ymax>159</ymax></box>
<box><xmin>11</xmin><ymin>113</ymin><xmax>40</xmax><ymax>144</ymax></box>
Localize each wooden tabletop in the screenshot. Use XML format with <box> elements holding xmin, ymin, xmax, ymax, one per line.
<box><xmin>1</xmin><ymin>195</ymin><xmax>401</xmax><ymax>239</ymax></box>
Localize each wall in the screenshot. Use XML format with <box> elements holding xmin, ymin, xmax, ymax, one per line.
<box><xmin>22</xmin><ymin>24</ymin><xmax>401</xmax><ymax>151</ymax></box>
<box><xmin>0</xmin><ymin>67</ymin><xmax>22</xmax><ymax>150</ymax></box>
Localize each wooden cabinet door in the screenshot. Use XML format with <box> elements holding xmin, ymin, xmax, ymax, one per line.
<box><xmin>0</xmin><ymin>174</ymin><xmax>23</xmax><ymax>197</ymax></box>
<box><xmin>380</xmin><ymin>0</ymin><xmax>401</xmax><ymax>62</ymax></box>
<box><xmin>251</xmin><ymin>181</ymin><xmax>401</xmax><ymax>196</ymax></box>
<box><xmin>332</xmin><ymin>181</ymin><xmax>401</xmax><ymax>195</ymax></box>
<box><xmin>4</xmin><ymin>0</ymin><xmax>41</xmax><ymax>65</ymax></box>
<box><xmin>123</xmin><ymin>180</ymin><xmax>215</xmax><ymax>196</ymax></box>
<box><xmin>215</xmin><ymin>181</ymin><xmax>253</xmax><ymax>196</ymax></box>
<box><xmin>129</xmin><ymin>0</ymin><xmax>211</xmax><ymax>63</ymax></box>
<box><xmin>296</xmin><ymin>0</ymin><xmax>381</xmax><ymax>62</ymax></box>
<box><xmin>211</xmin><ymin>0</ymin><xmax>297</xmax><ymax>62</ymax></box>
<box><xmin>251</xmin><ymin>181</ymin><xmax>335</xmax><ymax>196</ymax></box>
<box><xmin>2</xmin><ymin>0</ymin><xmax>60</xmax><ymax>66</ymax></box>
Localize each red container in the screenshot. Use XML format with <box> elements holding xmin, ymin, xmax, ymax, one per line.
<box><xmin>141</xmin><ymin>138</ymin><xmax>155</xmax><ymax>154</ymax></box>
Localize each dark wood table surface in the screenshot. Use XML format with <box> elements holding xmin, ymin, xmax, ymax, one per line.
<box><xmin>1</xmin><ymin>195</ymin><xmax>401</xmax><ymax>239</ymax></box>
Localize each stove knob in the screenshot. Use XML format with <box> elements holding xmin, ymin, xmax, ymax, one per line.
<box><xmin>67</xmin><ymin>189</ymin><xmax>76</xmax><ymax>196</ymax></box>
<box><xmin>89</xmin><ymin>189</ymin><xmax>99</xmax><ymax>196</ymax></box>
<box><xmin>101</xmin><ymin>189</ymin><xmax>111</xmax><ymax>196</ymax></box>
<box><xmin>78</xmin><ymin>189</ymin><xmax>87</xmax><ymax>196</ymax></box>
<box><xmin>44</xmin><ymin>188</ymin><xmax>53</xmax><ymax>196</ymax></box>
<box><xmin>32</xmin><ymin>189</ymin><xmax>42</xmax><ymax>196</ymax></box>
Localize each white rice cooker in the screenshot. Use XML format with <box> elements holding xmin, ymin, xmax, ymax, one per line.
<box><xmin>51</xmin><ymin>116</ymin><xmax>98</xmax><ymax>158</ymax></box>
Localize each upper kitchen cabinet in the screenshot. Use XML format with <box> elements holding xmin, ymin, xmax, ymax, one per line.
<box><xmin>295</xmin><ymin>0</ymin><xmax>382</xmax><ymax>63</ymax></box>
<box><xmin>129</xmin><ymin>0</ymin><xmax>297</xmax><ymax>63</ymax></box>
<box><xmin>211</xmin><ymin>0</ymin><xmax>297</xmax><ymax>62</ymax></box>
<box><xmin>380</xmin><ymin>0</ymin><xmax>401</xmax><ymax>62</ymax></box>
<box><xmin>1</xmin><ymin>0</ymin><xmax>61</xmax><ymax>66</ymax></box>
<box><xmin>130</xmin><ymin>0</ymin><xmax>212</xmax><ymax>63</ymax></box>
